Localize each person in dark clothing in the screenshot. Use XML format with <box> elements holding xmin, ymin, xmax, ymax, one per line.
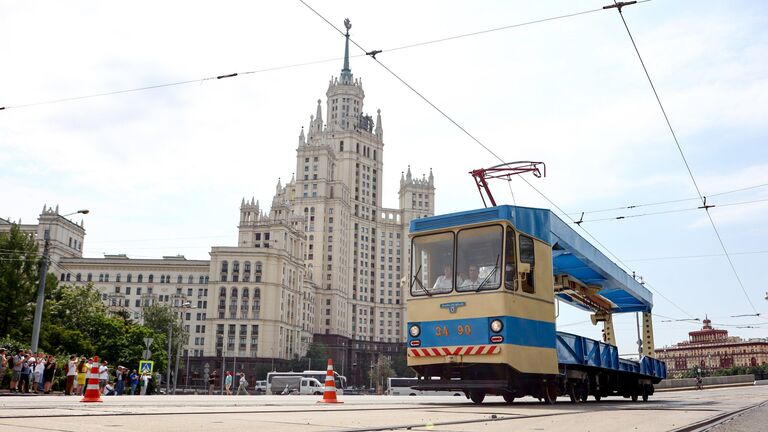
<box><xmin>43</xmin><ymin>355</ymin><xmax>56</xmax><ymax>393</ymax></box>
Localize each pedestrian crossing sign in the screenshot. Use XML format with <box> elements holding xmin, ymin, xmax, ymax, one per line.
<box><xmin>139</xmin><ymin>360</ymin><xmax>154</xmax><ymax>374</ymax></box>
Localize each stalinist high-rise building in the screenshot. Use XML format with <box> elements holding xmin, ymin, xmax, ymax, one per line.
<box><xmin>1</xmin><ymin>20</ymin><xmax>435</xmax><ymax>386</ymax></box>
<box><xmin>270</xmin><ymin>19</ymin><xmax>435</xmax><ymax>380</ymax></box>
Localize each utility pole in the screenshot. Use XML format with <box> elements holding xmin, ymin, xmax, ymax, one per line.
<box><xmin>31</xmin><ymin>230</ymin><xmax>50</xmax><ymax>353</ymax></box>
<box><xmin>166</xmin><ymin>321</ymin><xmax>173</xmax><ymax>394</ymax></box>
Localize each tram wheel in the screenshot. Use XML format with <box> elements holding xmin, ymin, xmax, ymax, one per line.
<box><xmin>568</xmin><ymin>385</ymin><xmax>580</xmax><ymax>404</ymax></box>
<box><xmin>631</xmin><ymin>393</ymin><xmax>638</xmax><ymax>402</ymax></box>
<box><xmin>593</xmin><ymin>394</ymin><xmax>602</xmax><ymax>402</ymax></box>
<box><xmin>642</xmin><ymin>385</ymin><xmax>649</xmax><ymax>402</ymax></box>
<box><xmin>503</xmin><ymin>393</ymin><xmax>515</xmax><ymax>404</ymax></box>
<box><xmin>580</xmin><ymin>381</ymin><xmax>589</xmax><ymax>403</ymax></box>
<box><xmin>542</xmin><ymin>382</ymin><xmax>558</xmax><ymax>405</ymax></box>
<box><xmin>470</xmin><ymin>390</ymin><xmax>486</xmax><ymax>404</ymax></box>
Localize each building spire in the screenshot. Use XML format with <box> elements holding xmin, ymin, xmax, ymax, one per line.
<box><xmin>340</xmin><ymin>18</ymin><xmax>353</xmax><ymax>84</ymax></box>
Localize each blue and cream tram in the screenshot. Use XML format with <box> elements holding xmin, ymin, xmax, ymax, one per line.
<box><xmin>406</xmin><ymin>205</ymin><xmax>666</xmax><ymax>404</ymax></box>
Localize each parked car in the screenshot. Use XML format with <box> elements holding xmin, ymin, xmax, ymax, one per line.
<box><xmin>254</xmin><ymin>380</ymin><xmax>267</xmax><ymax>394</ymax></box>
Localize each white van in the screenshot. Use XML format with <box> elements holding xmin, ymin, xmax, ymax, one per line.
<box><xmin>270</xmin><ymin>375</ymin><xmax>326</xmax><ymax>395</ymax></box>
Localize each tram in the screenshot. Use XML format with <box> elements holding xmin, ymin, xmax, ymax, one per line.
<box><xmin>406</xmin><ymin>205</ymin><xmax>666</xmax><ymax>404</ymax></box>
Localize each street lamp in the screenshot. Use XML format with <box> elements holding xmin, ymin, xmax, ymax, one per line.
<box><xmin>31</xmin><ymin>208</ymin><xmax>89</xmax><ymax>352</ymax></box>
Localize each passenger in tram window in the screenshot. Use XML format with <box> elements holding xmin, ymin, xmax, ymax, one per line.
<box><xmin>433</xmin><ymin>265</ymin><xmax>455</xmax><ymax>290</ymax></box>
<box><xmin>460</xmin><ymin>265</ymin><xmax>481</xmax><ymax>290</ymax></box>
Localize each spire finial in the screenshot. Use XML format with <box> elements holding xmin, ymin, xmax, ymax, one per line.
<box><xmin>340</xmin><ymin>18</ymin><xmax>353</xmax><ymax>84</ymax></box>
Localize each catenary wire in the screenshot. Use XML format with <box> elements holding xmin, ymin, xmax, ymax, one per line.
<box><xmin>565</xmin><ymin>181</ymin><xmax>768</xmax><ymax>217</ymax></box>
<box><xmin>298</xmin><ymin>0</ymin><xmax>697</xmax><ymax>320</ymax></box>
<box><xmin>0</xmin><ymin>4</ymin><xmax>643</xmax><ymax>112</ymax></box>
<box><xmin>610</xmin><ymin>2</ymin><xmax>759</xmax><ymax>315</ymax></box>
<box><xmin>577</xmin><ymin>197</ymin><xmax>768</xmax><ymax>223</ymax></box>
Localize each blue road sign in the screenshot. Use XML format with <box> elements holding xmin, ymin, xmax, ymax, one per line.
<box><xmin>139</xmin><ymin>360</ymin><xmax>154</xmax><ymax>375</ymax></box>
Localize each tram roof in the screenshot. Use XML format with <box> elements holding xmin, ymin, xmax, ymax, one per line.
<box><xmin>410</xmin><ymin>205</ymin><xmax>653</xmax><ymax>313</ymax></box>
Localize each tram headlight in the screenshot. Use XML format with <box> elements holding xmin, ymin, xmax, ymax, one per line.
<box><xmin>490</xmin><ymin>319</ymin><xmax>503</xmax><ymax>333</ymax></box>
<box><xmin>409</xmin><ymin>324</ymin><xmax>421</xmax><ymax>338</ymax></box>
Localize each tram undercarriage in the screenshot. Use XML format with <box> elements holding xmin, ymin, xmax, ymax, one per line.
<box><xmin>411</xmin><ymin>362</ymin><xmax>657</xmax><ymax>404</ymax></box>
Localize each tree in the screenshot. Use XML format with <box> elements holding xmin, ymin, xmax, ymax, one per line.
<box><xmin>142</xmin><ymin>303</ymin><xmax>186</xmax><ymax>375</ymax></box>
<box><xmin>0</xmin><ymin>224</ymin><xmax>39</xmax><ymax>340</ymax></box>
<box><xmin>371</xmin><ymin>356</ymin><xmax>395</xmax><ymax>394</ymax></box>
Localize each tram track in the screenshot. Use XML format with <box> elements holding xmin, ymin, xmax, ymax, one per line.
<box><xmin>669</xmin><ymin>400</ymin><xmax>768</xmax><ymax>432</ymax></box>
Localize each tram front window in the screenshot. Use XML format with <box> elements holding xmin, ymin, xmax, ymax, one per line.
<box><xmin>456</xmin><ymin>225</ymin><xmax>503</xmax><ymax>292</ymax></box>
<box><xmin>411</xmin><ymin>232</ymin><xmax>454</xmax><ymax>296</ymax></box>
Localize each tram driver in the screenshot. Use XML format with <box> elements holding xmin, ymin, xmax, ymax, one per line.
<box><xmin>433</xmin><ymin>265</ymin><xmax>456</xmax><ymax>290</ymax></box>
<box><xmin>460</xmin><ymin>264</ymin><xmax>481</xmax><ymax>290</ymax></box>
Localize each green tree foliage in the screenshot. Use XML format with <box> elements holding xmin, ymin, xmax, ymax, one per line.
<box><xmin>0</xmin><ymin>224</ymin><xmax>39</xmax><ymax>340</ymax></box>
<box><xmin>371</xmin><ymin>356</ymin><xmax>395</xmax><ymax>394</ymax></box>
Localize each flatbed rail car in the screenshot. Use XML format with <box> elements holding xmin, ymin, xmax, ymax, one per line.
<box><xmin>406</xmin><ymin>205</ymin><xmax>666</xmax><ymax>404</ymax></box>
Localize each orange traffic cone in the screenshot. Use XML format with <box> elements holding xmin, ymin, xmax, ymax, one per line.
<box><xmin>81</xmin><ymin>356</ymin><xmax>103</xmax><ymax>403</ymax></box>
<box><xmin>317</xmin><ymin>358</ymin><xmax>342</xmax><ymax>404</ymax></box>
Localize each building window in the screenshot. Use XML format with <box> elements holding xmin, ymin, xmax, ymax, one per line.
<box><xmin>138</xmin><ymin>274</ymin><xmax>143</xmax><ymax>283</ymax></box>
<box><xmin>148</xmin><ymin>274</ymin><xmax>154</xmax><ymax>283</ymax></box>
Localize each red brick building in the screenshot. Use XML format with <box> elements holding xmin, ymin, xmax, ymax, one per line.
<box><xmin>656</xmin><ymin>318</ymin><xmax>768</xmax><ymax>377</ymax></box>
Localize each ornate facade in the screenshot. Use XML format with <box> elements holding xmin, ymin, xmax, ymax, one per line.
<box><xmin>656</xmin><ymin>317</ymin><xmax>768</xmax><ymax>377</ymax></box>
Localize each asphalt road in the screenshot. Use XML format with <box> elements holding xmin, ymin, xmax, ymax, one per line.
<box><xmin>0</xmin><ymin>385</ymin><xmax>766</xmax><ymax>431</ymax></box>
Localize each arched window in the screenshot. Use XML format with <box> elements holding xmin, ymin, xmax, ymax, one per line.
<box><xmin>87</xmin><ymin>273</ymin><xmax>92</xmax><ymax>282</ymax></box>
<box><xmin>127</xmin><ymin>274</ymin><xmax>132</xmax><ymax>283</ymax></box>
<box><xmin>252</xmin><ymin>288</ymin><xmax>261</xmax><ymax>319</ymax></box>
<box><xmin>138</xmin><ymin>274</ymin><xmax>143</xmax><ymax>283</ymax></box>
<box><xmin>148</xmin><ymin>274</ymin><xmax>154</xmax><ymax>283</ymax></box>
<box><xmin>177</xmin><ymin>275</ymin><xmax>183</xmax><ymax>284</ymax></box>
<box><xmin>188</xmin><ymin>275</ymin><xmax>193</xmax><ymax>284</ymax></box>
<box><xmin>199</xmin><ymin>276</ymin><xmax>205</xmax><ymax>284</ymax></box>
<box><xmin>229</xmin><ymin>287</ymin><xmax>238</xmax><ymax>318</ymax></box>
<box><xmin>218</xmin><ymin>287</ymin><xmax>226</xmax><ymax>318</ymax></box>
<box><xmin>233</xmin><ymin>261</ymin><xmax>240</xmax><ymax>273</ymax></box>
<box><xmin>241</xmin><ymin>288</ymin><xmax>250</xmax><ymax>318</ymax></box>
<box><xmin>221</xmin><ymin>261</ymin><xmax>228</xmax><ymax>273</ymax></box>
<box><xmin>65</xmin><ymin>273</ymin><xmax>71</xmax><ymax>281</ymax></box>
<box><xmin>116</xmin><ymin>273</ymin><xmax>121</xmax><ymax>282</ymax></box>
<box><xmin>76</xmin><ymin>273</ymin><xmax>81</xmax><ymax>282</ymax></box>
<box><xmin>160</xmin><ymin>275</ymin><xmax>165</xmax><ymax>284</ymax></box>
<box><xmin>254</xmin><ymin>261</ymin><xmax>263</xmax><ymax>283</ymax></box>
<box><xmin>166</xmin><ymin>274</ymin><xmax>171</xmax><ymax>283</ymax></box>
<box><xmin>244</xmin><ymin>261</ymin><xmax>251</xmax><ymax>273</ymax></box>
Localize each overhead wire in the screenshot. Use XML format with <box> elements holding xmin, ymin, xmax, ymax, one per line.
<box><xmin>297</xmin><ymin>0</ymin><xmax>697</xmax><ymax>321</ymax></box>
<box><xmin>577</xmin><ymin>197</ymin><xmax>768</xmax><ymax>223</ymax></box>
<box><xmin>0</xmin><ymin>4</ymin><xmax>645</xmax><ymax>112</ymax></box>
<box><xmin>609</xmin><ymin>1</ymin><xmax>760</xmax><ymax>315</ymax></box>
<box><xmin>566</xmin><ymin>181</ymin><xmax>768</xmax><ymax>217</ymax></box>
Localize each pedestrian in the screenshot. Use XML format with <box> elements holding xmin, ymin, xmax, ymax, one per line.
<box><xmin>98</xmin><ymin>360</ymin><xmax>109</xmax><ymax>391</ymax></box>
<box><xmin>76</xmin><ymin>357</ymin><xmax>88</xmax><ymax>395</ymax></box>
<box><xmin>115</xmin><ymin>366</ymin><xmax>125</xmax><ymax>395</ymax></box>
<box><xmin>10</xmin><ymin>350</ymin><xmax>24</xmax><ymax>393</ymax></box>
<box><xmin>65</xmin><ymin>355</ymin><xmax>77</xmax><ymax>395</ymax></box>
<box><xmin>43</xmin><ymin>355</ymin><xmax>56</xmax><ymax>394</ymax></box>
<box><xmin>236</xmin><ymin>372</ymin><xmax>249</xmax><ymax>396</ymax></box>
<box><xmin>103</xmin><ymin>381</ymin><xmax>116</xmax><ymax>396</ymax></box>
<box><xmin>19</xmin><ymin>354</ymin><xmax>31</xmax><ymax>393</ymax></box>
<box><xmin>140</xmin><ymin>373</ymin><xmax>151</xmax><ymax>395</ymax></box>
<box><xmin>129</xmin><ymin>369</ymin><xmax>139</xmax><ymax>395</ymax></box>
<box><xmin>0</xmin><ymin>348</ymin><xmax>7</xmax><ymax>388</ymax></box>
<box><xmin>224</xmin><ymin>371</ymin><xmax>233</xmax><ymax>395</ymax></box>
<box><xmin>208</xmin><ymin>370</ymin><xmax>218</xmax><ymax>395</ymax></box>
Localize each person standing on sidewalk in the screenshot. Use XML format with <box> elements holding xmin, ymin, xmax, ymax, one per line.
<box><xmin>65</xmin><ymin>355</ymin><xmax>77</xmax><ymax>395</ymax></box>
<box><xmin>129</xmin><ymin>369</ymin><xmax>139</xmax><ymax>395</ymax></box>
<box><xmin>76</xmin><ymin>357</ymin><xmax>88</xmax><ymax>395</ymax></box>
<box><xmin>43</xmin><ymin>355</ymin><xmax>56</xmax><ymax>394</ymax></box>
<box><xmin>115</xmin><ymin>366</ymin><xmax>125</xmax><ymax>395</ymax></box>
<box><xmin>0</xmin><ymin>349</ymin><xmax>7</xmax><ymax>388</ymax></box>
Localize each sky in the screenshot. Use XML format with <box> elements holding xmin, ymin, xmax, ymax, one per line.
<box><xmin>2</xmin><ymin>0</ymin><xmax>767</xmax><ymax>351</ymax></box>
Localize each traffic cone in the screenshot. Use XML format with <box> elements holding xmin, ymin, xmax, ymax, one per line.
<box><xmin>317</xmin><ymin>358</ymin><xmax>342</xmax><ymax>404</ymax></box>
<box><xmin>81</xmin><ymin>356</ymin><xmax>103</xmax><ymax>403</ymax></box>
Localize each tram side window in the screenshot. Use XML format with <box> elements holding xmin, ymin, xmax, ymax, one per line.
<box><xmin>505</xmin><ymin>228</ymin><xmax>516</xmax><ymax>290</ymax></box>
<box><xmin>519</xmin><ymin>235</ymin><xmax>535</xmax><ymax>293</ymax></box>
<box><xmin>411</xmin><ymin>232</ymin><xmax>455</xmax><ymax>296</ymax></box>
